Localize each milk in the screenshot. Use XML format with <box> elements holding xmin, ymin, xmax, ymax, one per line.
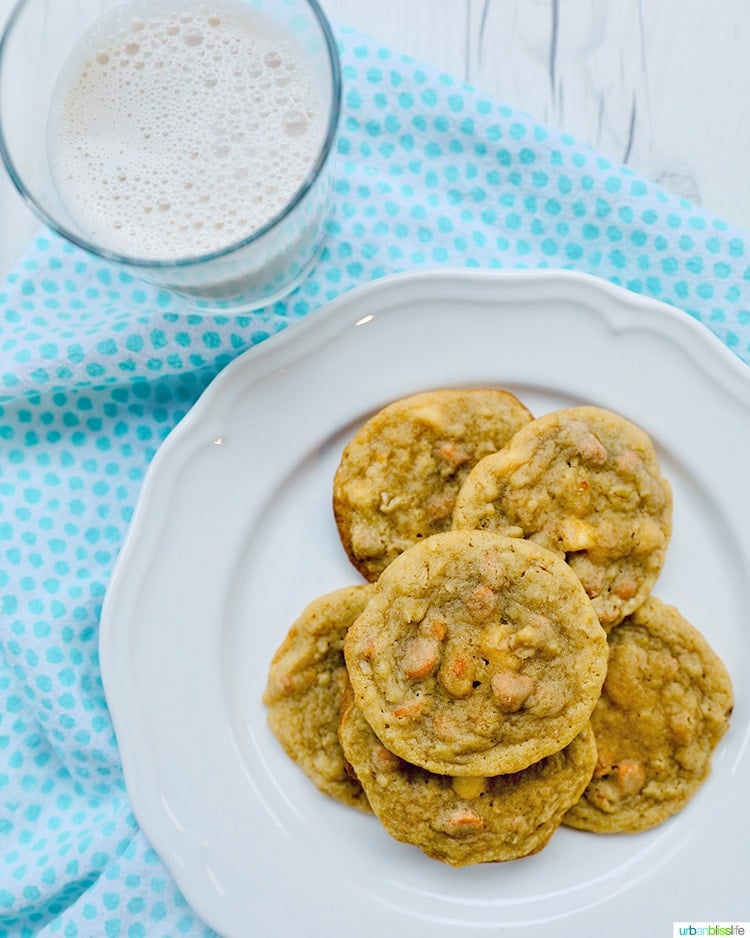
<box><xmin>46</xmin><ymin>0</ymin><xmax>329</xmax><ymax>263</ymax></box>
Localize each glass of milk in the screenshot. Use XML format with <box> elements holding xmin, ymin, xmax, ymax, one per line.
<box><xmin>0</xmin><ymin>0</ymin><xmax>341</xmax><ymax>311</ymax></box>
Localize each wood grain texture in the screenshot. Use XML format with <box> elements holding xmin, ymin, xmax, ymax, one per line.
<box><xmin>321</xmin><ymin>0</ymin><xmax>750</xmax><ymax>230</ymax></box>
<box><xmin>461</xmin><ymin>0</ymin><xmax>750</xmax><ymax>220</ymax></box>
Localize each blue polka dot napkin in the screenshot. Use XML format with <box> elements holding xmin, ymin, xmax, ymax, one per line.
<box><xmin>1</xmin><ymin>24</ymin><xmax>749</xmax><ymax>938</ymax></box>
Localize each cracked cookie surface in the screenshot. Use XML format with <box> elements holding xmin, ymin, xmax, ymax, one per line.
<box><xmin>563</xmin><ymin>596</ymin><xmax>733</xmax><ymax>833</ymax></box>
<box><xmin>343</xmin><ymin>530</ymin><xmax>607</xmax><ymax>776</ymax></box>
<box><xmin>452</xmin><ymin>405</ymin><xmax>673</xmax><ymax>628</ymax></box>
<box><xmin>263</xmin><ymin>584</ymin><xmax>375</xmax><ymax>811</ymax></box>
<box><xmin>332</xmin><ymin>387</ymin><xmax>532</xmax><ymax>582</ymax></box>
<box><xmin>339</xmin><ymin>684</ymin><xmax>597</xmax><ymax>865</ymax></box>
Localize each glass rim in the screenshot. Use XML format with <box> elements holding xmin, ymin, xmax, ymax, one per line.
<box><xmin>0</xmin><ymin>0</ymin><xmax>342</xmax><ymax>270</ymax></box>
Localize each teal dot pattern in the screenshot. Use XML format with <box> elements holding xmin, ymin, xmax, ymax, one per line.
<box><xmin>1</xmin><ymin>25</ymin><xmax>749</xmax><ymax>937</ymax></box>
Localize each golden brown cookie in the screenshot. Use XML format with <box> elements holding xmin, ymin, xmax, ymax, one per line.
<box><xmin>452</xmin><ymin>405</ymin><xmax>673</xmax><ymax>628</ymax></box>
<box><xmin>343</xmin><ymin>530</ymin><xmax>607</xmax><ymax>776</ymax></box>
<box><xmin>332</xmin><ymin>387</ymin><xmax>533</xmax><ymax>581</ymax></box>
<box><xmin>563</xmin><ymin>596</ymin><xmax>733</xmax><ymax>833</ymax></box>
<box><xmin>339</xmin><ymin>684</ymin><xmax>597</xmax><ymax>865</ymax></box>
<box><xmin>263</xmin><ymin>584</ymin><xmax>375</xmax><ymax>811</ymax></box>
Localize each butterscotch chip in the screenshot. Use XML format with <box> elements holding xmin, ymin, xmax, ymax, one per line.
<box><xmin>332</xmin><ymin>387</ymin><xmax>533</xmax><ymax>581</ymax></box>
<box><xmin>339</xmin><ymin>685</ymin><xmax>597</xmax><ymax>866</ymax></box>
<box><xmin>343</xmin><ymin>530</ymin><xmax>607</xmax><ymax>776</ymax></box>
<box><xmin>563</xmin><ymin>597</ymin><xmax>733</xmax><ymax>833</ymax></box>
<box><xmin>452</xmin><ymin>406</ymin><xmax>673</xmax><ymax>628</ymax></box>
<box><xmin>263</xmin><ymin>584</ymin><xmax>375</xmax><ymax>811</ymax></box>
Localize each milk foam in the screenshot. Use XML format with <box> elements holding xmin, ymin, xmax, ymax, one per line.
<box><xmin>47</xmin><ymin>0</ymin><xmax>327</xmax><ymax>260</ymax></box>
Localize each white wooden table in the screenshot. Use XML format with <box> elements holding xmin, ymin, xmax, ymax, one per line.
<box><xmin>2</xmin><ymin>0</ymin><xmax>748</xmax><ymax>279</ymax></box>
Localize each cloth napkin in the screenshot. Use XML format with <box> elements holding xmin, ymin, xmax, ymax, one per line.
<box><xmin>1</xmin><ymin>22</ymin><xmax>749</xmax><ymax>938</ymax></box>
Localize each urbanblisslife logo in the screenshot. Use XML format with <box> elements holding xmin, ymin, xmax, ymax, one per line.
<box><xmin>673</xmin><ymin>925</ymin><xmax>749</xmax><ymax>937</ymax></box>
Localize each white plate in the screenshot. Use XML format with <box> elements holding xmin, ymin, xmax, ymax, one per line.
<box><xmin>100</xmin><ymin>269</ymin><xmax>750</xmax><ymax>937</ymax></box>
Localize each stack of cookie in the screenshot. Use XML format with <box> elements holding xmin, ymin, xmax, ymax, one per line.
<box><xmin>263</xmin><ymin>389</ymin><xmax>733</xmax><ymax>865</ymax></box>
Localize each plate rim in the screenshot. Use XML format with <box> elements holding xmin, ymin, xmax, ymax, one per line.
<box><xmin>181</xmin><ymin>266</ymin><xmax>750</xmax><ymax>413</ymax></box>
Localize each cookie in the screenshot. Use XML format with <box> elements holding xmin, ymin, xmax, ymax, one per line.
<box><xmin>563</xmin><ymin>596</ymin><xmax>733</xmax><ymax>833</ymax></box>
<box><xmin>332</xmin><ymin>387</ymin><xmax>533</xmax><ymax>581</ymax></box>
<box><xmin>452</xmin><ymin>406</ymin><xmax>673</xmax><ymax>628</ymax></box>
<box><xmin>343</xmin><ymin>530</ymin><xmax>607</xmax><ymax>776</ymax></box>
<box><xmin>263</xmin><ymin>584</ymin><xmax>376</xmax><ymax>811</ymax></box>
<box><xmin>339</xmin><ymin>684</ymin><xmax>597</xmax><ymax>865</ymax></box>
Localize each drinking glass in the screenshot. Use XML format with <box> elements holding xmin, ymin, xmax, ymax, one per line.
<box><xmin>0</xmin><ymin>0</ymin><xmax>341</xmax><ymax>312</ymax></box>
